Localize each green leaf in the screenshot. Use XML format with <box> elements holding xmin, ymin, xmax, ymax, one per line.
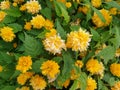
<box><xmin>40</xmin><ymin>7</ymin><xmax>52</xmax><ymax>20</ymax></box>
<box><xmin>70</xmin><ymin>80</ymin><xmax>79</xmax><ymax>90</ymax></box>
<box><xmin>105</xmin><ymin>1</ymin><xmax>120</xmax><ymax>10</ymax></box>
<box><xmin>101</xmin><ymin>31</ymin><xmax>111</xmax><ymax>43</ymax></box>
<box><xmin>4</xmin><ymin>6</ymin><xmax>21</xmax><ymax>17</ymax></box>
<box><xmin>52</xmin><ymin>56</ymin><xmax>62</xmax><ymax>64</ymax></box>
<box><xmin>8</xmin><ymin>23</ymin><xmax>22</xmax><ymax>33</ymax></box>
<box><xmin>54</xmin><ymin>1</ymin><xmax>70</xmax><ymax>23</ymax></box>
<box><xmin>1</xmin><ymin>86</ymin><xmax>16</xmax><ymax>90</ymax></box>
<box><xmin>90</xmin><ymin>28</ymin><xmax>101</xmax><ymax>41</ymax></box>
<box><xmin>23</xmin><ymin>33</ymin><xmax>43</xmax><ymax>57</ymax></box>
<box><xmin>2</xmin><ymin>15</ymin><xmax>16</xmax><ymax>24</ymax></box>
<box><xmin>62</xmin><ymin>51</ymin><xmax>73</xmax><ymax>79</ymax></box>
<box><xmin>98</xmin><ymin>78</ymin><xmax>103</xmax><ymax>90</ymax></box>
<box><xmin>97</xmin><ymin>46</ymin><xmax>115</xmax><ymax>64</ymax></box>
<box><xmin>70</xmin><ymin>25</ymin><xmax>80</xmax><ymax>31</ymax></box>
<box><xmin>92</xmin><ymin>7</ymin><xmax>106</xmax><ymax>23</ymax></box>
<box><xmin>32</xmin><ymin>58</ymin><xmax>46</xmax><ymax>73</ymax></box>
<box><xmin>78</xmin><ymin>72</ymin><xmax>87</xmax><ymax>90</ymax></box>
<box><xmin>37</xmin><ymin>29</ymin><xmax>49</xmax><ymax>39</ymax></box>
<box><xmin>10</xmin><ymin>70</ymin><xmax>21</xmax><ymax>79</ymax></box>
<box><xmin>56</xmin><ymin>19</ymin><xmax>67</xmax><ymax>39</ymax></box>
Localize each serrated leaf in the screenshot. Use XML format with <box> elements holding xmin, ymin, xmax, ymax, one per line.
<box><xmin>98</xmin><ymin>78</ymin><xmax>103</xmax><ymax>90</ymax></box>
<box><xmin>56</xmin><ymin>19</ymin><xmax>66</xmax><ymax>39</ymax></box>
<box><xmin>78</xmin><ymin>72</ymin><xmax>87</xmax><ymax>90</ymax></box>
<box><xmin>62</xmin><ymin>51</ymin><xmax>73</xmax><ymax>79</ymax></box>
<box><xmin>105</xmin><ymin>1</ymin><xmax>120</xmax><ymax>10</ymax></box>
<box><xmin>97</xmin><ymin>46</ymin><xmax>115</xmax><ymax>64</ymax></box>
<box><xmin>90</xmin><ymin>28</ymin><xmax>100</xmax><ymax>41</ymax></box>
<box><xmin>4</xmin><ymin>6</ymin><xmax>21</xmax><ymax>17</ymax></box>
<box><xmin>92</xmin><ymin>7</ymin><xmax>106</xmax><ymax>23</ymax></box>
<box><xmin>1</xmin><ymin>86</ymin><xmax>16</xmax><ymax>90</ymax></box>
<box><xmin>23</xmin><ymin>33</ymin><xmax>42</xmax><ymax>57</ymax></box>
<box><xmin>8</xmin><ymin>23</ymin><xmax>22</xmax><ymax>33</ymax></box>
<box><xmin>40</xmin><ymin>7</ymin><xmax>52</xmax><ymax>20</ymax></box>
<box><xmin>54</xmin><ymin>1</ymin><xmax>70</xmax><ymax>23</ymax></box>
<box><xmin>2</xmin><ymin>15</ymin><xmax>16</xmax><ymax>24</ymax></box>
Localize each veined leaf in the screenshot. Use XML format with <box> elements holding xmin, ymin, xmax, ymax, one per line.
<box><xmin>54</xmin><ymin>1</ymin><xmax>70</xmax><ymax>23</ymax></box>
<box><xmin>8</xmin><ymin>23</ymin><xmax>22</xmax><ymax>33</ymax></box>
<box><xmin>92</xmin><ymin>7</ymin><xmax>106</xmax><ymax>23</ymax></box>
<box><xmin>23</xmin><ymin>33</ymin><xmax>42</xmax><ymax>57</ymax></box>
<box><xmin>97</xmin><ymin>46</ymin><xmax>115</xmax><ymax>64</ymax></box>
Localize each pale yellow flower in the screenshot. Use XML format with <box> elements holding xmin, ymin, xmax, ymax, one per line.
<box><xmin>26</xmin><ymin>0</ymin><xmax>41</xmax><ymax>14</ymax></box>
<box><xmin>41</xmin><ymin>60</ymin><xmax>60</xmax><ymax>78</ymax></box>
<box><xmin>65</xmin><ymin>2</ymin><xmax>72</xmax><ymax>8</ymax></box>
<box><xmin>0</xmin><ymin>26</ymin><xmax>16</xmax><ymax>42</ymax></box>
<box><xmin>110</xmin><ymin>63</ymin><xmax>120</xmax><ymax>77</ymax></box>
<box><xmin>16</xmin><ymin>56</ymin><xmax>32</xmax><ymax>73</ymax></box>
<box><xmin>30</xmin><ymin>75</ymin><xmax>46</xmax><ymax>90</ymax></box>
<box><xmin>92</xmin><ymin>8</ymin><xmax>112</xmax><ymax>27</ymax></box>
<box><xmin>66</xmin><ymin>28</ymin><xmax>91</xmax><ymax>52</ymax></box>
<box><xmin>0</xmin><ymin>0</ymin><xmax>10</xmax><ymax>10</ymax></box>
<box><xmin>31</xmin><ymin>15</ymin><xmax>45</xmax><ymax>29</ymax></box>
<box><xmin>0</xmin><ymin>11</ymin><xmax>6</xmax><ymax>22</ymax></box>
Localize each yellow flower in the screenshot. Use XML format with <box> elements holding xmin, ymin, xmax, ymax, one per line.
<box><xmin>26</xmin><ymin>0</ymin><xmax>41</xmax><ymax>14</ymax></box>
<box><xmin>78</xmin><ymin>6</ymin><xmax>89</xmax><ymax>14</ymax></box>
<box><xmin>91</xmin><ymin>0</ymin><xmax>101</xmax><ymax>8</ymax></box>
<box><xmin>13</xmin><ymin>0</ymin><xmax>24</xmax><ymax>4</ymax></box>
<box><xmin>110</xmin><ymin>63</ymin><xmax>120</xmax><ymax>77</ymax></box>
<box><xmin>115</xmin><ymin>48</ymin><xmax>120</xmax><ymax>57</ymax></box>
<box><xmin>57</xmin><ymin>0</ymin><xmax>66</xmax><ymax>3</ymax></box>
<box><xmin>44</xmin><ymin>19</ymin><xmax>54</xmax><ymax>30</ymax></box>
<box><xmin>0</xmin><ymin>65</ymin><xmax>3</xmax><ymax>72</ymax></box>
<box><xmin>30</xmin><ymin>75</ymin><xmax>46</xmax><ymax>90</ymax></box>
<box><xmin>24</xmin><ymin>22</ymin><xmax>32</xmax><ymax>30</ymax></box>
<box><xmin>86</xmin><ymin>58</ymin><xmax>102</xmax><ymax>75</ymax></box>
<box><xmin>0</xmin><ymin>27</ymin><xmax>16</xmax><ymax>42</ymax></box>
<box><xmin>70</xmin><ymin>69</ymin><xmax>79</xmax><ymax>80</ymax></box>
<box><xmin>65</xmin><ymin>2</ymin><xmax>72</xmax><ymax>8</ymax></box>
<box><xmin>86</xmin><ymin>77</ymin><xmax>97</xmax><ymax>90</ymax></box>
<box><xmin>0</xmin><ymin>0</ymin><xmax>10</xmax><ymax>10</ymax></box>
<box><xmin>0</xmin><ymin>11</ymin><xmax>6</xmax><ymax>22</ymax></box>
<box><xmin>17</xmin><ymin>72</ymin><xmax>34</xmax><ymax>85</ymax></box>
<box><xmin>63</xmin><ymin>79</ymin><xmax>70</xmax><ymax>88</ymax></box>
<box><xmin>41</xmin><ymin>60</ymin><xmax>60</xmax><ymax>78</ymax></box>
<box><xmin>75</xmin><ymin>60</ymin><xmax>84</xmax><ymax>68</ymax></box>
<box><xmin>45</xmin><ymin>29</ymin><xmax>57</xmax><ymax>37</ymax></box>
<box><xmin>16</xmin><ymin>86</ymin><xmax>30</xmax><ymax>90</ymax></box>
<box><xmin>43</xmin><ymin>30</ymin><xmax>66</xmax><ymax>54</ymax></box>
<box><xmin>109</xmin><ymin>8</ymin><xmax>117</xmax><ymax>15</ymax></box>
<box><xmin>111</xmin><ymin>81</ymin><xmax>120</xmax><ymax>90</ymax></box>
<box><xmin>16</xmin><ymin>56</ymin><xmax>32</xmax><ymax>73</ymax></box>
<box><xmin>66</xmin><ymin>28</ymin><xmax>91</xmax><ymax>52</ymax></box>
<box><xmin>13</xmin><ymin>2</ymin><xmax>17</xmax><ymax>7</ymax></box>
<box><xmin>20</xmin><ymin>4</ymin><xmax>26</xmax><ymax>11</ymax></box>
<box><xmin>92</xmin><ymin>8</ymin><xmax>112</xmax><ymax>27</ymax></box>
<box><xmin>13</xmin><ymin>43</ymin><xmax>17</xmax><ymax>48</ymax></box>
<box><xmin>31</xmin><ymin>15</ymin><xmax>45</xmax><ymax>29</ymax></box>
<box><xmin>73</xmin><ymin>0</ymin><xmax>80</xmax><ymax>3</ymax></box>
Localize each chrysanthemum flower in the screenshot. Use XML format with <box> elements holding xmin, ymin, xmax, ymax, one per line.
<box><xmin>41</xmin><ymin>60</ymin><xmax>60</xmax><ymax>78</ymax></box>
<box><xmin>20</xmin><ymin>4</ymin><xmax>26</xmax><ymax>11</ymax></box>
<box><xmin>92</xmin><ymin>9</ymin><xmax>112</xmax><ymax>27</ymax></box>
<box><xmin>109</xmin><ymin>8</ymin><xmax>117</xmax><ymax>15</ymax></box>
<box><xmin>30</xmin><ymin>75</ymin><xmax>46</xmax><ymax>90</ymax></box>
<box><xmin>86</xmin><ymin>77</ymin><xmax>97</xmax><ymax>90</ymax></box>
<box><xmin>78</xmin><ymin>5</ymin><xmax>89</xmax><ymax>14</ymax></box>
<box><xmin>63</xmin><ymin>79</ymin><xmax>70</xmax><ymax>88</ymax></box>
<box><xmin>0</xmin><ymin>0</ymin><xmax>10</xmax><ymax>10</ymax></box>
<box><xmin>43</xmin><ymin>29</ymin><xmax>66</xmax><ymax>54</ymax></box>
<box><xmin>65</xmin><ymin>2</ymin><xmax>72</xmax><ymax>8</ymax></box>
<box><xmin>86</xmin><ymin>58</ymin><xmax>104</xmax><ymax>75</ymax></box>
<box><xmin>115</xmin><ymin>48</ymin><xmax>120</xmax><ymax>57</ymax></box>
<box><xmin>75</xmin><ymin>60</ymin><xmax>83</xmax><ymax>68</ymax></box>
<box><xmin>17</xmin><ymin>72</ymin><xmax>34</xmax><ymax>85</ymax></box>
<box><xmin>13</xmin><ymin>0</ymin><xmax>24</xmax><ymax>4</ymax></box>
<box><xmin>26</xmin><ymin>0</ymin><xmax>41</xmax><ymax>14</ymax></box>
<box><xmin>0</xmin><ymin>26</ymin><xmax>16</xmax><ymax>42</ymax></box>
<box><xmin>57</xmin><ymin>0</ymin><xmax>66</xmax><ymax>3</ymax></box>
<box><xmin>70</xmin><ymin>69</ymin><xmax>79</xmax><ymax>80</ymax></box>
<box><xmin>0</xmin><ymin>65</ymin><xmax>3</xmax><ymax>72</ymax></box>
<box><xmin>16</xmin><ymin>86</ymin><xmax>30</xmax><ymax>90</ymax></box>
<box><xmin>24</xmin><ymin>22</ymin><xmax>32</xmax><ymax>30</ymax></box>
<box><xmin>0</xmin><ymin>11</ymin><xmax>6</xmax><ymax>22</ymax></box>
<box><xmin>44</xmin><ymin>19</ymin><xmax>54</xmax><ymax>30</ymax></box>
<box><xmin>91</xmin><ymin>0</ymin><xmax>101</xmax><ymax>8</ymax></box>
<box><xmin>16</xmin><ymin>56</ymin><xmax>32</xmax><ymax>73</ymax></box>
<box><xmin>31</xmin><ymin>15</ymin><xmax>45</xmax><ymax>29</ymax></box>
<box><xmin>66</xmin><ymin>28</ymin><xmax>91</xmax><ymax>52</ymax></box>
<box><xmin>110</xmin><ymin>63</ymin><xmax>120</xmax><ymax>77</ymax></box>
<box><xmin>111</xmin><ymin>81</ymin><xmax>120</xmax><ymax>90</ymax></box>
